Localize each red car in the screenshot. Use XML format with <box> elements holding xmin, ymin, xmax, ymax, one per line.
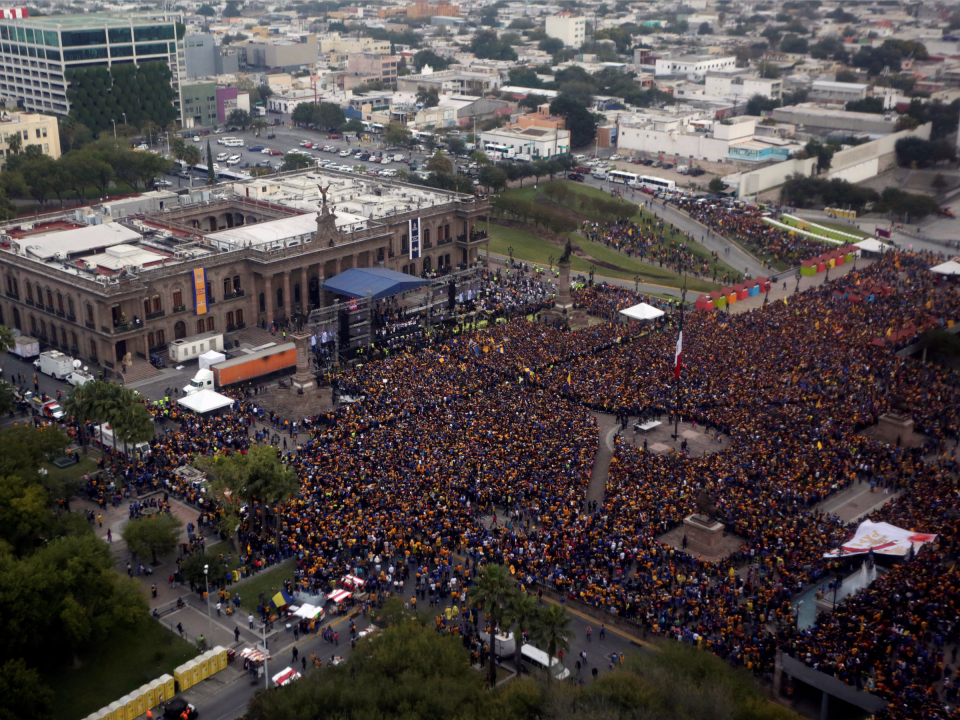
<box><xmin>327</xmin><ymin>133</ymin><xmax>341</xmax><ymax>139</ymax></box>
<box><xmin>268</xmin><ymin>149</ymin><xmax>284</xmax><ymax>156</ymax></box>
<box><xmin>304</xmin><ymin>142</ymin><xmax>314</xmax><ymax>148</ymax></box>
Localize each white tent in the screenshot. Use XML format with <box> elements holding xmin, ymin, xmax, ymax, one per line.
<box><xmin>930</xmin><ymin>260</ymin><xmax>960</xmax><ymax>276</ymax></box>
<box><xmin>620</xmin><ymin>302</ymin><xmax>665</xmax><ymax>322</ymax></box>
<box><xmin>292</xmin><ymin>604</ymin><xmax>323</xmax><ymax>619</ymax></box>
<box><xmin>198</xmin><ymin>350</ymin><xmax>226</xmax><ymax>370</ymax></box>
<box><xmin>177</xmin><ymin>389</ymin><xmax>234</xmax><ymax>414</ymax></box>
<box><xmin>853</xmin><ymin>238</ymin><xmax>890</xmax><ymax>254</ymax></box>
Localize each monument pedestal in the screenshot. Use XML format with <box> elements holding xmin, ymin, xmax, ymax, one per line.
<box><xmin>682</xmin><ymin>514</ymin><xmax>725</xmax><ymax>556</ymax></box>
<box><xmin>290</xmin><ymin>331</ymin><xmax>316</xmax><ymax>391</ymax></box>
<box><xmin>876</xmin><ymin>413</ymin><xmax>914</xmax><ymax>446</ymax></box>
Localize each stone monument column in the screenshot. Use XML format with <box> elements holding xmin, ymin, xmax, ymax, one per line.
<box><xmin>290</xmin><ymin>330</ymin><xmax>315</xmax><ymax>391</ymax></box>
<box><xmin>555</xmin><ymin>259</ymin><xmax>573</xmax><ymax>311</ymax></box>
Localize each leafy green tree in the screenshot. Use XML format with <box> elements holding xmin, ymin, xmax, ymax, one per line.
<box><xmin>698</xmin><ymin>21</ymin><xmax>712</xmax><ymax>34</ymax></box>
<box><xmin>446</xmin><ymin>136</ymin><xmax>467</xmax><ymax>155</ymax></box>
<box><xmin>223</xmin><ymin>1</ymin><xmax>242</xmax><ymax>17</ymax></box>
<box><xmin>280</xmin><ymin>153</ymin><xmax>313</xmax><ymax>171</ymax></box>
<box><xmin>342</xmin><ymin>118</ymin><xmax>365</xmax><ymax>134</ymax></box>
<box><xmin>0</xmin><ymin>474</ymin><xmax>54</xmax><ymax>557</ymax></box>
<box><xmin>385</xmin><ymin>121</ymin><xmax>412</xmax><ymax>146</ymax></box>
<box><xmin>708</xmin><ymin>177</ymin><xmax>725</xmax><ymax>193</ymax></box>
<box><xmin>0</xmin><ymin>659</ymin><xmax>54</xmax><ymax>720</ymax></box>
<box><xmin>550</xmin><ymin>96</ymin><xmax>597</xmax><ymax>148</ymax></box>
<box><xmin>471</xmin><ymin>563</ymin><xmax>517</xmax><ymax>686</ymax></box>
<box><xmin>7</xmin><ymin>132</ymin><xmax>22</xmax><ymax>156</ymax></box>
<box><xmin>538</xmin><ymin>37</ymin><xmax>564</xmax><ymax>55</ymax></box>
<box><xmin>470</xmin><ymin>29</ymin><xmax>518</xmax><ymax>61</ymax></box>
<box><xmin>291</xmin><ymin>102</ymin><xmax>315</xmax><ymax>126</ymax></box>
<box><xmin>846</xmin><ymin>97</ymin><xmax>885</xmax><ymax>114</ymax></box>
<box><xmin>183</xmin><ymin>144</ymin><xmax>202</xmax><ymax>170</ymax></box>
<box><xmin>122</xmin><ymin>512</ymin><xmax>182</xmax><ymax>564</ymax></box>
<box><xmin>227</xmin><ymin>109</ymin><xmax>252</xmax><ymax>130</ymax></box>
<box><xmin>197</xmin><ymin>4</ymin><xmax>216</xmax><ymax>16</ymax></box>
<box><xmin>316</xmin><ymin>102</ymin><xmax>345</xmax><ymax>130</ymax></box>
<box><xmin>113</xmin><ymin>401</ymin><xmax>155</xmax><ymax>456</ymax></box>
<box><xmin>244</xmin><ymin>619</ymin><xmax>489</xmax><ymax>720</ymax></box>
<box><xmin>426</xmin><ymin>150</ymin><xmax>453</xmax><ymax>175</ymax></box>
<box><xmin>478</xmin><ymin>165</ymin><xmax>506</xmax><ymax>192</ymax></box>
<box><xmin>416</xmin><ymin>85</ymin><xmax>440</xmax><ymax>108</ymax></box>
<box><xmin>413</xmin><ymin>49</ymin><xmax>450</xmax><ymax>72</ymax></box>
<box><xmin>780</xmin><ymin>34</ymin><xmax>808</xmax><ymax>53</ymax></box>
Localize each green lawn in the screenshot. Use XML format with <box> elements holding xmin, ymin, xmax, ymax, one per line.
<box><xmin>43</xmin><ymin>618</ymin><xmax>197</xmax><ymax>720</ymax></box>
<box><xmin>40</xmin><ymin>452</ymin><xmax>100</xmax><ymax>501</ymax></box>
<box><xmin>488</xmin><ymin>223</ymin><xmax>718</xmax><ymax>294</ymax></box>
<box><xmin>236</xmin><ymin>559</ymin><xmax>297</xmax><ymax>615</ymax></box>
<box><xmin>500</xmin><ymin>180</ymin><xmax>738</xmax><ymax>281</ymax></box>
<box><xmin>815</xmin><ymin>221</ymin><xmax>871</xmax><ymax>238</ymax></box>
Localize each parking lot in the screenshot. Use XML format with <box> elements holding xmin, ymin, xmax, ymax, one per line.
<box><xmin>159</xmin><ymin>121</ymin><xmax>456</xmax><ymax>187</ymax></box>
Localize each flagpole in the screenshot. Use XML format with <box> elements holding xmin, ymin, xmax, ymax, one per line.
<box><xmin>672</xmin><ymin>279</ymin><xmax>687</xmax><ymax>442</ymax></box>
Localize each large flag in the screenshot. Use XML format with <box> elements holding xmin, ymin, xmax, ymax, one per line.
<box><xmin>674</xmin><ymin>314</ymin><xmax>683</xmax><ymax>380</ymax></box>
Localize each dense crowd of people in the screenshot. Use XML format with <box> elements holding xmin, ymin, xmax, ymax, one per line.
<box><xmin>63</xmin><ymin>248</ymin><xmax>960</xmax><ymax>719</ymax></box>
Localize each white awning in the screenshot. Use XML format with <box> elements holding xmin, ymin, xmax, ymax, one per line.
<box><xmin>853</xmin><ymin>238</ymin><xmax>890</xmax><ymax>253</ymax></box>
<box><xmin>620</xmin><ymin>302</ymin><xmax>665</xmax><ymax>321</ymax></box>
<box><xmin>177</xmin><ymin>389</ymin><xmax>234</xmax><ymax>414</ymax></box>
<box><xmin>930</xmin><ymin>260</ymin><xmax>960</xmax><ymax>276</ymax></box>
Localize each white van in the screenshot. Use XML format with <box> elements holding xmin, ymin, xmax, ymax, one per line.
<box><xmin>591</xmin><ymin>168</ymin><xmax>608</xmax><ymax>180</ymax></box>
<box><xmin>573</xmin><ymin>154</ymin><xmax>587</xmax><ymax>162</ymax></box>
<box><xmin>216</xmin><ymin>152</ymin><xmax>229</xmax><ymax>162</ymax></box>
<box><xmin>520</xmin><ymin>644</ymin><xmax>570</xmax><ymax>681</ymax></box>
<box><xmin>225</xmin><ymin>139</ymin><xmax>244</xmax><ymax>147</ymax></box>
<box><xmin>217</xmin><ymin>136</ymin><xmax>236</xmax><ymax>145</ymax></box>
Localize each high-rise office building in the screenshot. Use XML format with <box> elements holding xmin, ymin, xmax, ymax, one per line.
<box><xmin>0</xmin><ymin>11</ymin><xmax>185</xmax><ymax>120</ymax></box>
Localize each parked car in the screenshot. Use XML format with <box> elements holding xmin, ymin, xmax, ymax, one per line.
<box><xmin>268</xmin><ymin>149</ymin><xmax>283</xmax><ymax>156</ymax></box>
<box><xmin>566</xmin><ymin>172</ymin><xmax>584</xmax><ymax>182</ymax></box>
<box><xmin>327</xmin><ymin>133</ymin><xmax>341</xmax><ymax>139</ymax></box>
<box><xmin>249</xmin><ymin>145</ymin><xmax>264</xmax><ymax>152</ymax></box>
<box><xmin>662</xmin><ymin>162</ymin><xmax>674</xmax><ymax>170</ymax></box>
<box><xmin>267</xmin><ymin>132</ymin><xmax>276</xmax><ymax>139</ymax></box>
<box><xmin>177</xmin><ymin>171</ymin><xmax>191</xmax><ymax>178</ymax></box>
<box><xmin>609</xmin><ymin>154</ymin><xmax>621</xmax><ymax>161</ymax></box>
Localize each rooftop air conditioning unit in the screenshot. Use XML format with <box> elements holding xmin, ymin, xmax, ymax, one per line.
<box><xmin>20</xmin><ymin>223</ymin><xmax>34</xmax><ymax>231</ymax></box>
<box><xmin>84</xmin><ymin>261</ymin><xmax>98</xmax><ymax>271</ymax></box>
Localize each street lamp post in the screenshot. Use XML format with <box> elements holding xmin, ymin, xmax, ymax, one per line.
<box><xmin>507</xmin><ymin>246</ymin><xmax>513</xmax><ymax>266</ymax></box>
<box><xmin>203</xmin><ymin>564</ymin><xmax>213</xmax><ymax>650</ymax></box>
<box><xmin>589</xmin><ymin>264</ymin><xmax>595</xmax><ymax>286</ymax></box>
<box><xmin>634</xmin><ymin>274</ymin><xmax>641</xmax><ymax>293</ymax></box>
<box><xmin>112</xmin><ymin>119</ymin><xmax>117</xmax><ymax>139</ymax></box>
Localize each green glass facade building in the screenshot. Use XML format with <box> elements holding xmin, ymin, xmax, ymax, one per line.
<box><xmin>0</xmin><ymin>12</ymin><xmax>184</xmax><ymax>120</ymax></box>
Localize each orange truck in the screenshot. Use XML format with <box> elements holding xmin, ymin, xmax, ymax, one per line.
<box><xmin>183</xmin><ymin>343</ymin><xmax>297</xmax><ymax>393</ymax></box>
<box><xmin>214</xmin><ymin>342</ymin><xmax>297</xmax><ymax>387</ymax></box>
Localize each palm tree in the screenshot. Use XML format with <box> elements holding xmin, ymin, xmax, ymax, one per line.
<box><xmin>506</xmin><ymin>592</ymin><xmax>538</xmax><ymax>672</ymax></box>
<box><xmin>63</xmin><ymin>381</ymin><xmax>99</xmax><ymax>454</ymax></box>
<box><xmin>531</xmin><ymin>603</ymin><xmax>572</xmax><ymax>681</ymax></box>
<box><xmin>87</xmin><ymin>381</ymin><xmax>126</xmax><ymax>457</ymax></box>
<box><xmin>113</xmin><ymin>401</ymin><xmax>155</xmax><ymax>459</ymax></box>
<box><xmin>471</xmin><ymin>563</ymin><xmax>517</xmax><ymax>686</ymax></box>
<box><xmin>251</xmin><ymin>118</ymin><xmax>267</xmax><ymax>137</ymax></box>
<box><xmin>8</xmin><ymin>132</ymin><xmax>22</xmax><ymax>156</ymax></box>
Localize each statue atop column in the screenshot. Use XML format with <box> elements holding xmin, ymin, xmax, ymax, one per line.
<box><xmin>314</xmin><ymin>183</ymin><xmax>339</xmax><ymax>246</ymax></box>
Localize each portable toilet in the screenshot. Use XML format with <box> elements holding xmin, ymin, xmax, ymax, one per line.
<box><xmin>122</xmin><ymin>693</ymin><xmax>137</xmax><ymax>720</ymax></box>
<box><xmin>142</xmin><ymin>682</ymin><xmax>156</xmax><ymax>709</ymax></box>
<box><xmin>175</xmin><ymin>662</ymin><xmax>193</xmax><ymax>691</ymax></box>
<box><xmin>198</xmin><ymin>652</ymin><xmax>211</xmax><ymax>680</ymax></box>
<box><xmin>105</xmin><ymin>705</ymin><xmax>123</xmax><ymax>720</ymax></box>
<box><xmin>133</xmin><ymin>690</ymin><xmax>146</xmax><ymax>717</ymax></box>
<box><xmin>212</xmin><ymin>646</ymin><xmax>229</xmax><ymax>672</ymax></box>
<box><xmin>189</xmin><ymin>659</ymin><xmax>201</xmax><ymax>685</ymax></box>
<box><xmin>695</xmin><ymin>294</ymin><xmax>713</xmax><ymax>312</ymax></box>
<box><xmin>158</xmin><ymin>674</ymin><xmax>176</xmax><ymax>703</ymax></box>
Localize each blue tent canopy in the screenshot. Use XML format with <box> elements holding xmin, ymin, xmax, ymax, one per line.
<box><xmin>323</xmin><ymin>267</ymin><xmax>429</xmax><ymax>301</ymax></box>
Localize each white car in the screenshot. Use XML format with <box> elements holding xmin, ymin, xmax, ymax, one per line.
<box><xmin>226</xmin><ymin>158</ymin><xmax>241</xmax><ymax>166</ymax></box>
<box><xmin>261</xmin><ymin>148</ymin><xmax>272</xmax><ymax>154</ymax></box>
<box><xmin>193</xmin><ymin>136</ymin><xmax>201</xmax><ymax>142</ymax></box>
<box><xmin>609</xmin><ymin>154</ymin><xmax>622</xmax><ymax>161</ymax></box>
<box><xmin>228</xmin><ymin>154</ymin><xmax>241</xmax><ymax>161</ymax></box>
<box><xmin>338</xmin><ymin>164</ymin><xmax>352</xmax><ymax>172</ymax></box>
<box><xmin>393</xmin><ymin>154</ymin><xmax>404</xmax><ymax>162</ymax></box>
<box><xmin>380</xmin><ymin>157</ymin><xmax>391</xmax><ymax>164</ymax></box>
<box><xmin>339</xmin><ymin>149</ymin><xmax>351</xmax><ymax>157</ymax></box>
<box><xmin>299</xmin><ymin>140</ymin><xmax>308</xmax><ymax>146</ymax></box>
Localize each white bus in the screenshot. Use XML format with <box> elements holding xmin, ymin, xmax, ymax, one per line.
<box><xmin>608</xmin><ymin>170</ymin><xmax>638</xmax><ymax>185</ymax></box>
<box><xmin>482</xmin><ymin>142</ymin><xmax>511</xmax><ymax>159</ymax></box>
<box><xmin>362</xmin><ymin>121</ymin><xmax>384</xmax><ymax>134</ymax></box>
<box><xmin>632</xmin><ymin>175</ymin><xmax>676</xmax><ymax>192</ymax></box>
